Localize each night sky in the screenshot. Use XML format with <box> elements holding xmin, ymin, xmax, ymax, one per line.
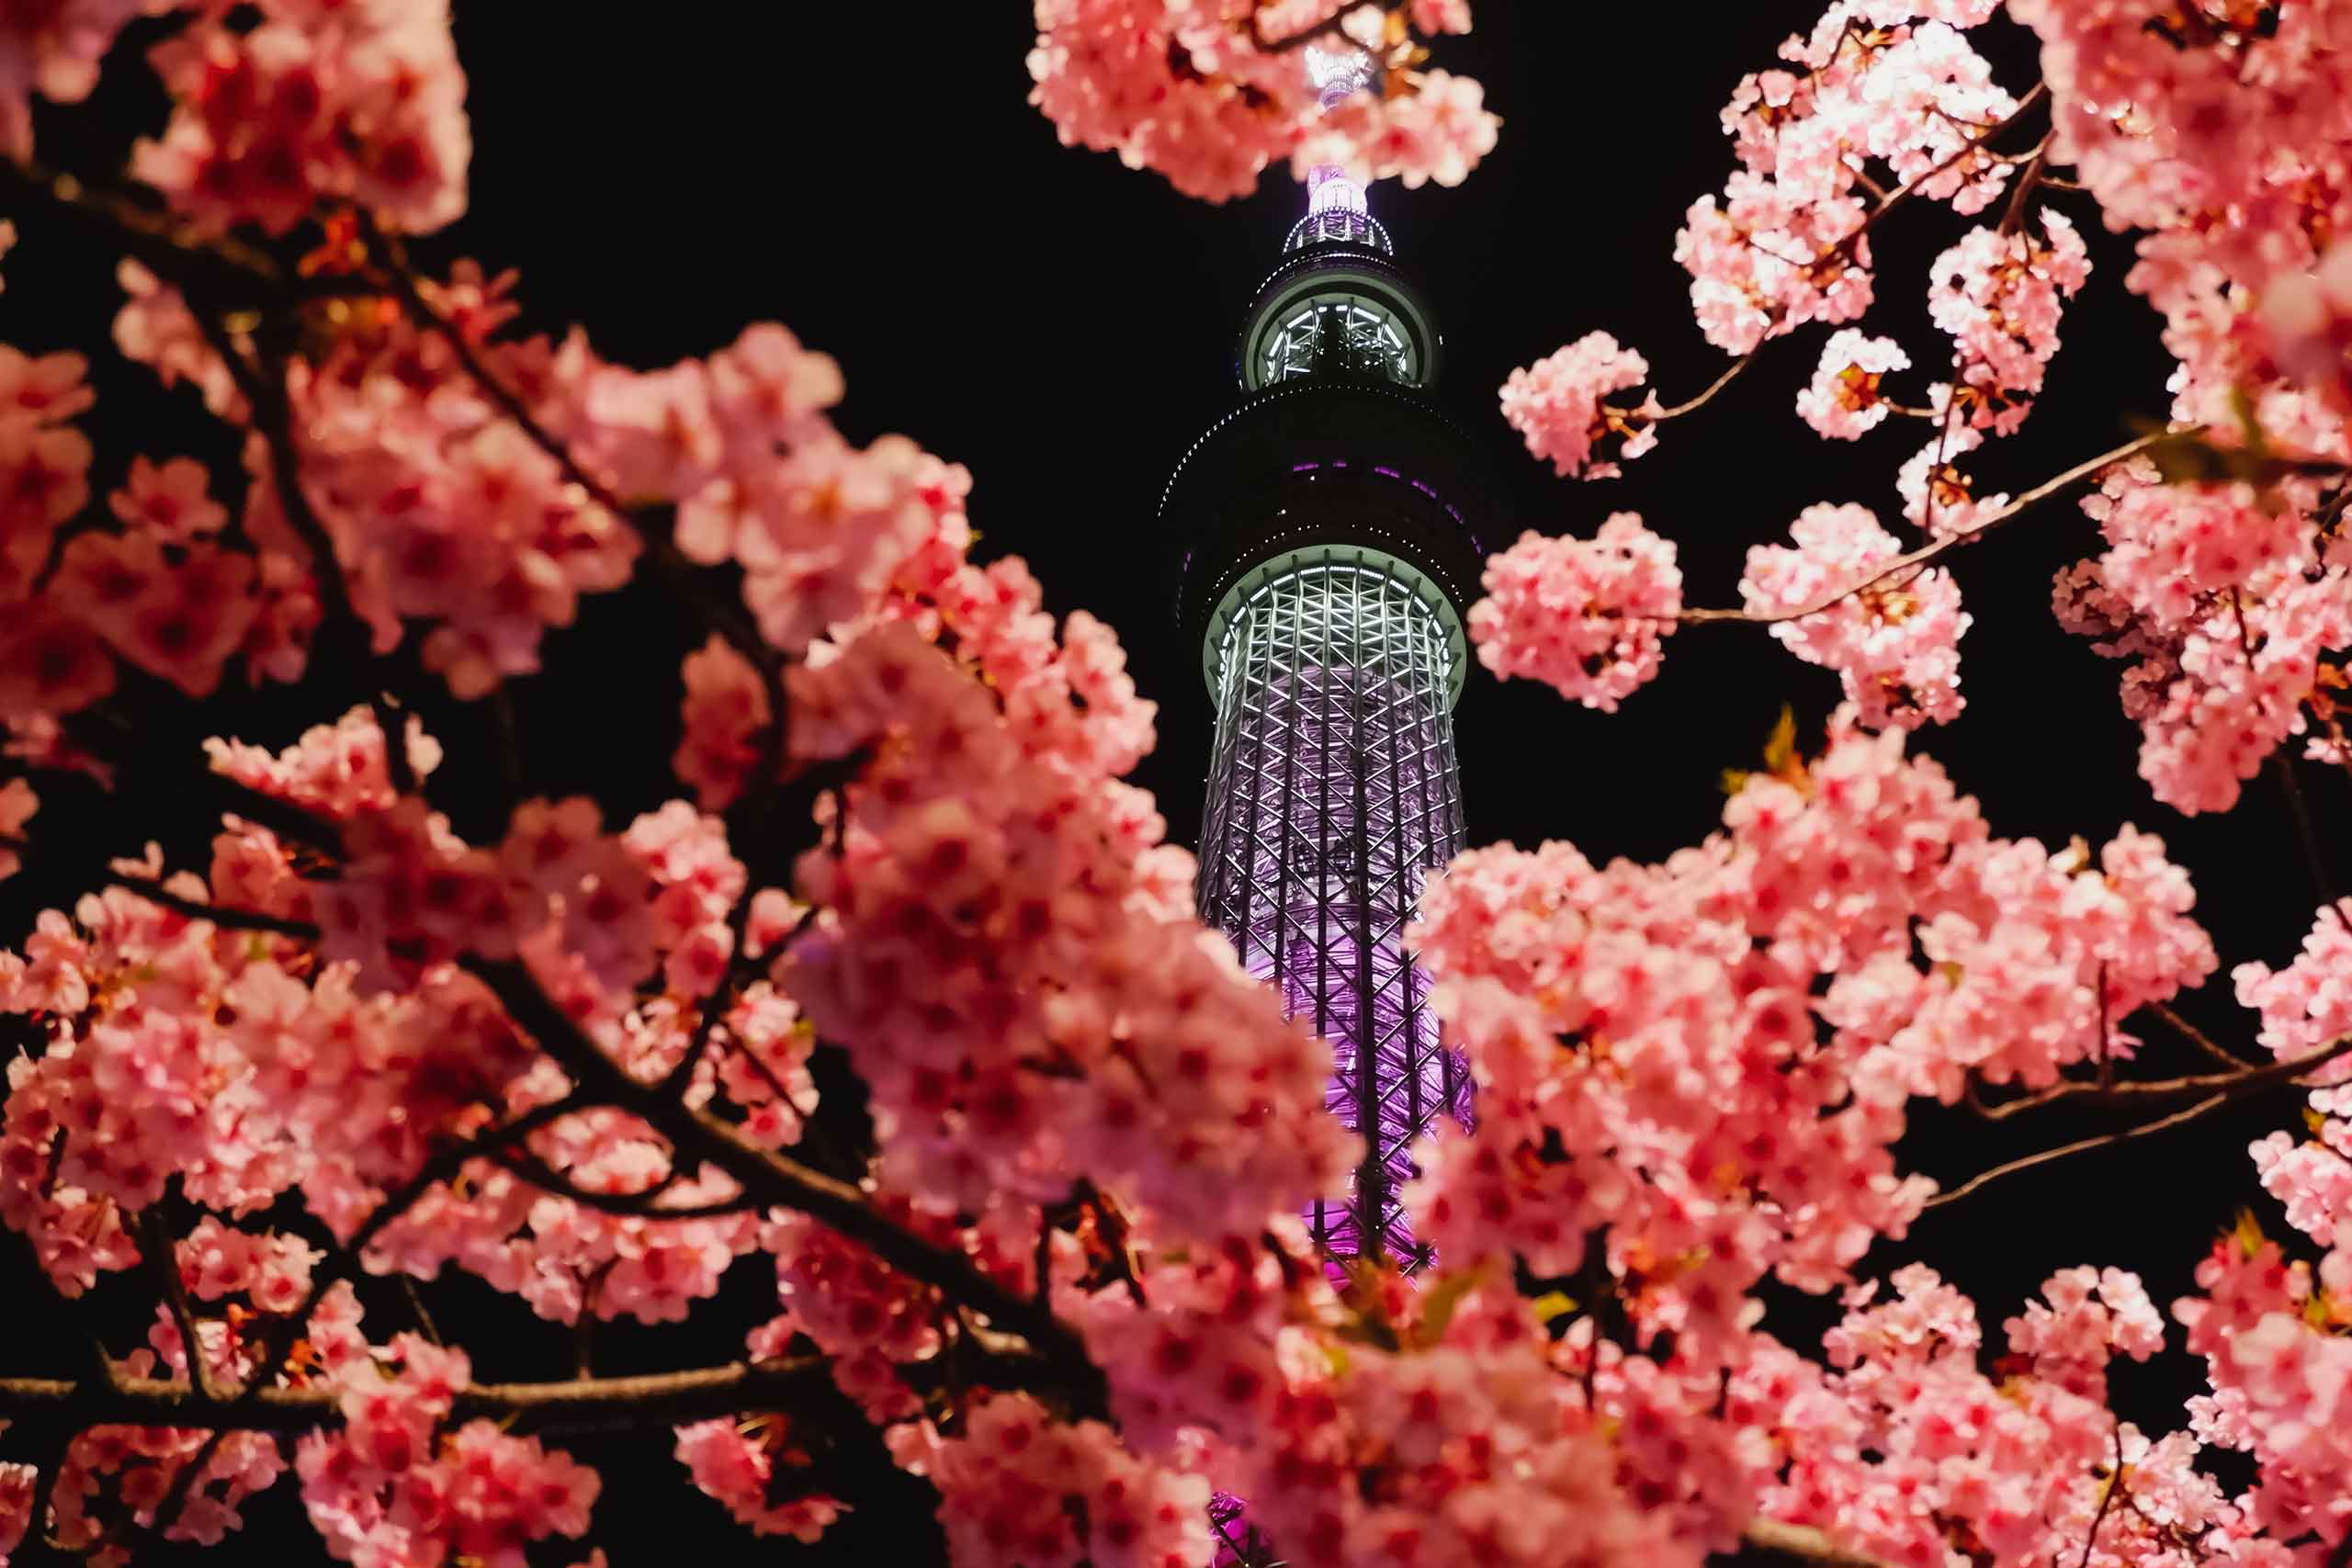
<box><xmin>0</xmin><ymin>3</ymin><xmax>2335</xmax><ymax>1560</ymax></box>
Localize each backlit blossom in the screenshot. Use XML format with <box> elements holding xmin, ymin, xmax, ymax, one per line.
<box><xmin>1741</xmin><ymin>502</ymin><xmax>1971</xmax><ymax>728</ymax></box>
<box><xmin>1468</xmin><ymin>517</ymin><xmax>1681</xmax><ymax>710</ymax></box>
<box><xmin>1499</xmin><ymin>333</ymin><xmax>1659</xmax><ymax>479</ymax></box>
<box><xmin>1795</xmin><ymin>330</ymin><xmax>1910</xmax><ymax>439</ymax></box>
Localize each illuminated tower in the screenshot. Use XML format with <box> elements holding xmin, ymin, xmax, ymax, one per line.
<box><xmin>1168</xmin><ymin>53</ymin><xmax>1496</xmax><ymax>1270</ymax></box>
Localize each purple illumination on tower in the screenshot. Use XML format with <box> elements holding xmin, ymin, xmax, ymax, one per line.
<box><xmin>1195</xmin><ymin>561</ymin><xmax>1468</xmax><ymax>1269</ymax></box>
<box><xmin>1178</xmin><ymin>42</ymin><xmax>1496</xmax><ymax>1566</ymax></box>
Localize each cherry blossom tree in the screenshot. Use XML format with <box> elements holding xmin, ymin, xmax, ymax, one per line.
<box><xmin>0</xmin><ymin>4</ymin><xmax>2346</xmax><ymax>1568</ymax></box>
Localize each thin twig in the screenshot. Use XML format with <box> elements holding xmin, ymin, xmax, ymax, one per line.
<box><xmin>2146</xmin><ymin>1002</ymin><xmax>2262</xmax><ymax>1069</ymax></box>
<box><xmin>107</xmin><ymin>874</ymin><xmax>316</xmax><ymax>940</ymax></box>
<box><xmin>486</xmin><ymin>1146</ymin><xmax>754</xmax><ymax>1221</ymax></box>
<box><xmin>2271</xmin><ymin>751</ymin><xmax>2338</xmax><ymax>906</ymax></box>
<box><xmin>656</xmin><ymin>876</ymin><xmax>762</xmax><ymax>1100</ymax></box>
<box><xmin>459</xmin><ymin>953</ymin><xmax>1110</xmax><ymax>1417</ymax></box>
<box><xmin>1655</xmin><ymin>353</ymin><xmax>1756</xmax><ymax>421</ymax></box>
<box><xmin>138</xmin><ymin>1209</ymin><xmax>220</xmax><ymax>1404</ymax></box>
<box><xmin>1679</xmin><ymin>429</ymin><xmax>2180</xmax><ymax>626</ymax></box>
<box><xmin>1928</xmin><ymin>1091</ymin><xmax>2232</xmax><ymax>1209</ymax></box>
<box><xmin>2076</xmin><ymin>1424</ymin><xmax>2125</xmax><ymax>1568</ymax></box>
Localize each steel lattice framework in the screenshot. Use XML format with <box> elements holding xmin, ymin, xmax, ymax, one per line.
<box><xmin>1196</xmin><ymin>553</ymin><xmax>1469</xmax><ymax>1268</ymax></box>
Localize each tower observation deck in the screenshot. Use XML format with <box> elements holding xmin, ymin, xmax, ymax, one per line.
<box><xmin>1168</xmin><ymin>60</ymin><xmax>1498</xmax><ymax>1270</ymax></box>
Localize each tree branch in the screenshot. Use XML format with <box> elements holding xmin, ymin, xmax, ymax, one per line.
<box><xmin>1678</xmin><ymin>428</ymin><xmax>2178</xmax><ymax>626</ymax></box>
<box><xmin>0</xmin><ymin>1357</ymin><xmax>831</xmax><ymax>1436</ymax></box>
<box><xmin>107</xmin><ymin>874</ymin><xmax>317</xmax><ymax>940</ymax></box>
<box><xmin>1736</xmin><ymin>1518</ymin><xmax>1896</xmax><ymax>1568</ymax></box>
<box><xmin>458</xmin><ymin>953</ymin><xmax>1110</xmax><ymax>1419</ymax></box>
<box><xmin>358</xmin><ymin>220</ymin><xmax>794</xmax><ymax>822</ymax></box>
<box><xmin>1927</xmin><ymin>1090</ymin><xmax>2232</xmax><ymax>1210</ymax></box>
<box><xmin>484</xmin><ymin>1146</ymin><xmax>755</xmax><ymax>1222</ymax></box>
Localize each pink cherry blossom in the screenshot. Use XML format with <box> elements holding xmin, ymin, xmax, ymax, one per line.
<box><xmin>110</xmin><ymin>455</ymin><xmax>228</xmax><ymax>540</ymax></box>
<box><xmin>0</xmin><ymin>0</ymin><xmax>160</xmax><ymax>159</ymax></box>
<box><xmin>1027</xmin><ymin>3</ymin><xmax>1496</xmax><ymax>202</ymax></box>
<box><xmin>673</xmin><ymin>1418</ymin><xmax>844</xmax><ymax>1542</ymax></box>
<box><xmin>134</xmin><ymin>0</ymin><xmax>470</xmax><ymax>235</ymax></box>
<box><xmin>1468</xmin><ymin>517</ymin><xmax>1681</xmax><ymax>711</ymax></box>
<box><xmin>1498</xmin><ymin>333</ymin><xmax>1659</xmax><ymax>479</ymax></box>
<box><xmin>1795</xmin><ymin>330</ymin><xmax>1911</xmax><ymax>439</ymax></box>
<box><xmin>1927</xmin><ymin>213</ymin><xmax>2090</xmax><ymax>436</ymax></box>
<box><xmin>1740</xmin><ymin>502</ymin><xmax>1971</xmax><ymax>728</ymax></box>
<box><xmin>0</xmin><ymin>777</ymin><xmax>32</xmax><ymax>880</ymax></box>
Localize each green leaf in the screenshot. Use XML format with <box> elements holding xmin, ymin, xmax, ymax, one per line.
<box><xmin>1761</xmin><ymin>705</ymin><xmax>1798</xmax><ymax>776</ymax></box>
<box><xmin>1411</xmin><ymin>1262</ymin><xmax>1492</xmax><ymax>1347</ymax></box>
<box><xmin>1529</xmin><ymin>1291</ymin><xmax>1580</xmax><ymax>1325</ymax></box>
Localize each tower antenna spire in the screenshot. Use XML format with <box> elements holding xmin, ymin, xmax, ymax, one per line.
<box><xmin>1291</xmin><ymin>45</ymin><xmax>1392</xmax><ymax>254</ymax></box>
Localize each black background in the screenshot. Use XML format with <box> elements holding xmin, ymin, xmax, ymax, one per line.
<box><xmin>0</xmin><ymin>3</ymin><xmax>2333</xmax><ymax>1561</ymax></box>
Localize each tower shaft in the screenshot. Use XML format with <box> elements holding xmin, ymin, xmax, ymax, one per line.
<box><xmin>1170</xmin><ymin>49</ymin><xmax>1495</xmax><ymax>1282</ymax></box>
<box><xmin>1196</xmin><ymin>555</ymin><xmax>1466</xmax><ymax>1266</ymax></box>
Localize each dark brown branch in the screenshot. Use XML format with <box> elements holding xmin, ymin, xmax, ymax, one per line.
<box><xmin>189</xmin><ymin>308</ymin><xmax>373</xmax><ymax>665</ymax></box>
<box><xmin>2146</xmin><ymin>1001</ymin><xmax>2264</xmax><ymax>1069</ymax></box>
<box><xmin>1927</xmin><ymin>1090</ymin><xmax>2232</xmax><ymax>1209</ymax></box>
<box><xmin>2271</xmin><ymin>752</ymin><xmax>2338</xmax><ymax>906</ymax></box>
<box><xmin>359</xmin><ymin>220</ymin><xmax>794</xmax><ymax>821</ymax></box>
<box><xmin>485</xmin><ymin>1146</ymin><xmax>755</xmax><ymax>1222</ymax></box>
<box><xmin>137</xmin><ymin>1210</ymin><xmax>220</xmax><ymax>1405</ymax></box>
<box><xmin>1679</xmin><ymin>430</ymin><xmax>2177</xmax><ymax>626</ymax></box>
<box><xmin>656</xmin><ymin>875</ymin><xmax>762</xmax><ymax>1100</ymax></box>
<box><xmin>1736</xmin><ymin>1518</ymin><xmax>1896</xmax><ymax>1568</ymax></box>
<box><xmin>1655</xmin><ymin>353</ymin><xmax>1756</xmax><ymax>421</ymax></box>
<box><xmin>1996</xmin><ymin>133</ymin><xmax>2056</xmax><ymax>238</ymax></box>
<box><xmin>458</xmin><ymin>953</ymin><xmax>1110</xmax><ymax>1419</ymax></box>
<box><xmin>2076</xmin><ymin>1425</ymin><xmax>2125</xmax><ymax>1568</ymax></box>
<box><xmin>0</xmin><ymin>157</ymin><xmax>362</xmax><ymax>308</ymax></box>
<box><xmin>0</xmin><ymin>1357</ymin><xmax>831</xmax><ymax>1436</ymax></box>
<box><xmin>107</xmin><ymin>875</ymin><xmax>317</xmax><ymax>940</ymax></box>
<box><xmin>1963</xmin><ymin>1025</ymin><xmax>2350</xmax><ymax>1123</ymax></box>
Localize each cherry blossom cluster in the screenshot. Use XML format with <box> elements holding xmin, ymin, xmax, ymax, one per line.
<box><xmin>781</xmin><ymin>618</ymin><xmax>1351</xmax><ymax>1243</ymax></box>
<box><xmin>0</xmin><ymin>0</ymin><xmax>163</xmax><ymax>160</ymax></box>
<box><xmin>367</xmin><ymin>1100</ymin><xmax>764</xmax><ymax>1326</ymax></box>
<box><xmin>2175</xmin><ymin>1224</ymin><xmax>2352</xmax><ymax>1562</ymax></box>
<box><xmin>2007</xmin><ymin>0</ymin><xmax>2352</xmax><ymax>414</ymax></box>
<box><xmin>1747</xmin><ymin>1264</ymin><xmax>2265</xmax><ymax>1568</ymax></box>
<box><xmin>0</xmin><ymin>345</ymin><xmax>113</xmax><ymax>722</ymax></box>
<box><xmin>1465</xmin><ymin>517</ymin><xmax>1681</xmax><ymax>711</ymax></box>
<box><xmin>1026</xmin><ymin>1</ymin><xmax>1494</xmax><ymax>203</ymax></box>
<box><xmin>1498</xmin><ymin>6</ymin><xmax>2094</xmax><ymax>728</ymax></box>
<box><xmin>44</xmin><ymin>1420</ymin><xmax>288</xmax><ymax>1561</ymax></box>
<box><xmin>1926</xmin><ymin>213</ymin><xmax>2090</xmax><ymax>436</ymax></box>
<box><xmin>0</xmin><ymin>777</ymin><xmax>33</xmax><ymax>880</ymax></box>
<box><xmin>133</xmin><ymin>0</ymin><xmax>469</xmax><ymax>235</ymax></box>
<box><xmin>672</xmin><ymin>1417</ymin><xmax>845</xmax><ymax>1543</ymax></box>
<box><xmin>1740</xmin><ymin>502</ymin><xmax>1970</xmax><ymax>728</ymax></box>
<box><xmin>1680</xmin><ymin>6</ymin><xmax>2017</xmax><ymax>357</ymax></box>
<box><xmin>1058</xmin><ymin>1227</ymin><xmax>1700</xmax><ymax>1568</ymax></box>
<box><xmin>1497</xmin><ymin>333</ymin><xmax>1659</xmax><ymax>480</ymax></box>
<box><xmin>2233</xmin><ymin>903</ymin><xmax>2352</xmax><ymax>1082</ymax></box>
<box><xmin>1405</xmin><ymin>713</ymin><xmax>2213</xmax><ymax>1360</ymax></box>
<box><xmin>1794</xmin><ymin>329</ymin><xmax>1911</xmax><ymax>440</ymax></box>
<box><xmin>297</xmin><ymin>1329</ymin><xmax>602</xmax><ymax>1567</ymax></box>
<box><xmin>2054</xmin><ymin>444</ymin><xmax>2351</xmax><ymax>814</ymax></box>
<box><xmin>266</xmin><ymin>269</ymin><xmax>641</xmax><ymax>697</ymax></box>
<box><xmin>888</xmin><ymin>1393</ymin><xmax>1210</xmax><ymax>1568</ymax></box>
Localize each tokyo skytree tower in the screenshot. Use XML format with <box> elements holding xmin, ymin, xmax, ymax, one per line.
<box><xmin>1166</xmin><ymin>50</ymin><xmax>1499</xmax><ymax>1269</ymax></box>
